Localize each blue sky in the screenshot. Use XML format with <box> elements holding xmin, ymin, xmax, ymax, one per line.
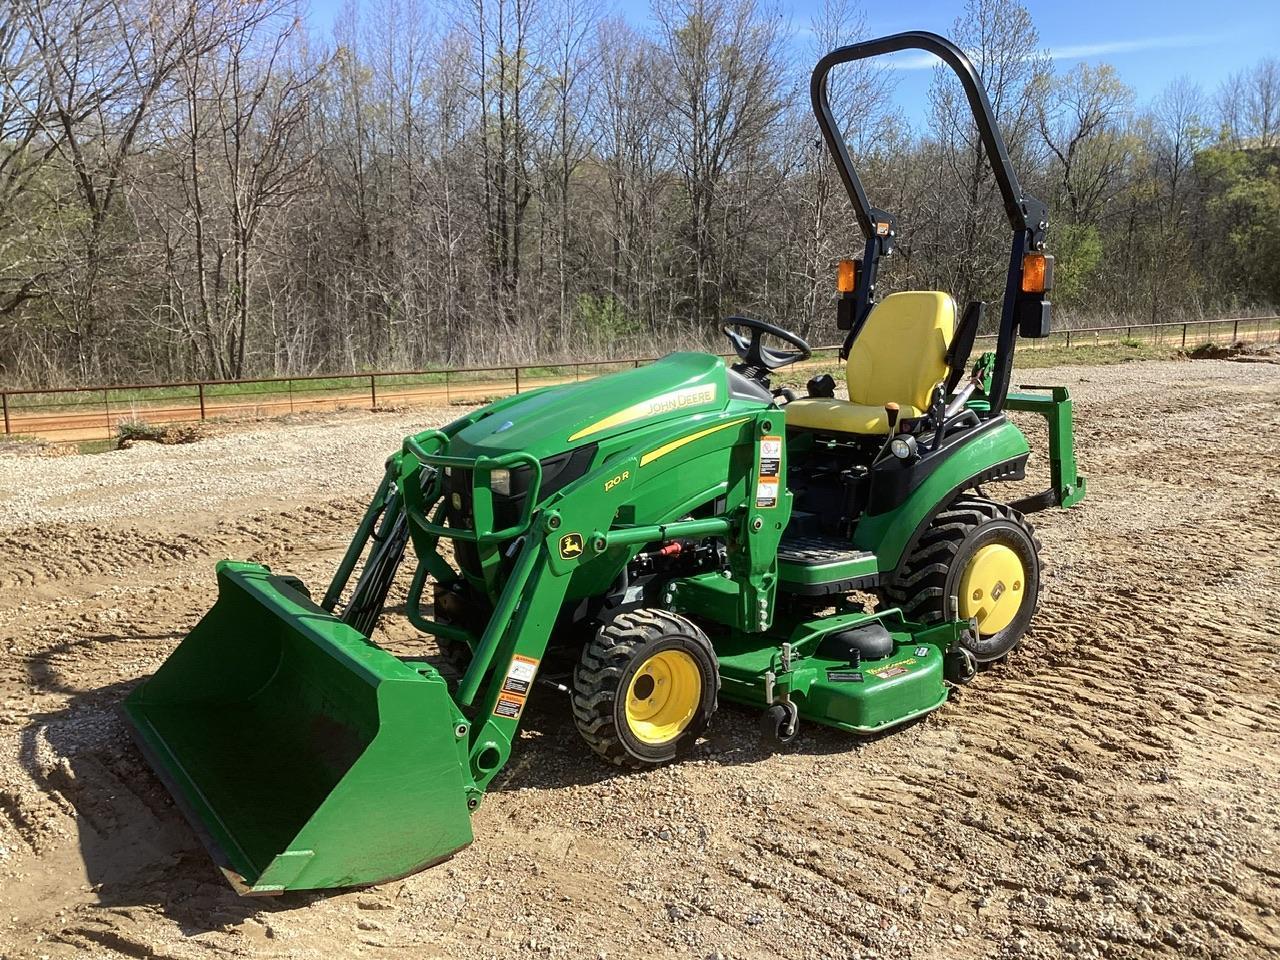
<box><xmin>844</xmin><ymin>0</ymin><xmax>1278</xmax><ymax>119</ymax></box>
<box><xmin>307</xmin><ymin>0</ymin><xmax>1276</xmax><ymax>120</ymax></box>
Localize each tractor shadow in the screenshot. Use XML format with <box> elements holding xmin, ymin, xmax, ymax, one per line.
<box><xmin>488</xmin><ymin>684</ymin><xmax>933</xmax><ymax>796</ymax></box>
<box><xmin>15</xmin><ymin>637</ymin><xmax>339</xmax><ymax>935</ymax></box>
<box><xmin>17</xmin><ymin>632</ymin><xmax>939</xmax><ymax>935</ymax></box>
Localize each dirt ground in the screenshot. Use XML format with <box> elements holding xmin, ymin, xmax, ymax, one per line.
<box><xmin>1</xmin><ymin>357</ymin><xmax>1278</xmax><ymax>960</ymax></box>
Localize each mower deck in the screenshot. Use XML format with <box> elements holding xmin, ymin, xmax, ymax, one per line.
<box><xmin>716</xmin><ymin>612</ymin><xmax>952</xmax><ymax>734</ymax></box>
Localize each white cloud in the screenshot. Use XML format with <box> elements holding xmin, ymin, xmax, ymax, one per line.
<box><xmin>883</xmin><ymin>32</ymin><xmax>1233</xmax><ymax>70</ymax></box>
<box><xmin>1048</xmin><ymin>33</ymin><xmax>1230</xmax><ymax>60</ymax></box>
<box><xmin>885</xmin><ymin>52</ymin><xmax>941</xmax><ymax>71</ymax></box>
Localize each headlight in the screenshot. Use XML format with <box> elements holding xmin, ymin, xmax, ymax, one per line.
<box><xmin>489</xmin><ymin>468</ymin><xmax>511</xmax><ymax>496</ymax></box>
<box><xmin>889</xmin><ymin>436</ymin><xmax>917</xmax><ymax>460</ymax></box>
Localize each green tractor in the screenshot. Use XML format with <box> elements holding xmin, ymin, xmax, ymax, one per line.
<box><xmin>125</xmin><ymin>31</ymin><xmax>1085</xmax><ymax>894</ymax></box>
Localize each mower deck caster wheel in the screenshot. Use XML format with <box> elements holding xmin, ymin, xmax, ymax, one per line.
<box><xmin>761</xmin><ymin>701</ymin><xmax>799</xmax><ymax>745</ymax></box>
<box><xmin>944</xmin><ymin>647</ymin><xmax>977</xmax><ymax>685</ymax></box>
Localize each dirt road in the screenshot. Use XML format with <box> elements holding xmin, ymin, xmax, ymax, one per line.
<box><xmin>2</xmin><ymin>376</ymin><xmax>573</xmax><ymax>443</ymax></box>
<box><xmin>1</xmin><ymin>358</ymin><xmax>1278</xmax><ymax>960</ymax></box>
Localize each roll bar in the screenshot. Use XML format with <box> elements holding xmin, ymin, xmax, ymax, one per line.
<box><xmin>811</xmin><ymin>31</ymin><xmax>1039</xmax><ymax>238</ymax></box>
<box><xmin>810</xmin><ymin>31</ymin><xmax>1051</xmax><ymax>413</ymax></box>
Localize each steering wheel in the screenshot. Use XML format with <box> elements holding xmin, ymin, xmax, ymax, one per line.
<box><xmin>721</xmin><ymin>316</ymin><xmax>812</xmax><ymax>374</ymax></box>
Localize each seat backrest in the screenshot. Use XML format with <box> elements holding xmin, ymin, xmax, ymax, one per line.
<box><xmin>846</xmin><ymin>291</ymin><xmax>956</xmax><ymax>411</ymax></box>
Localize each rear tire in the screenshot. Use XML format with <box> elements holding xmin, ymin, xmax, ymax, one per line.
<box><xmin>884</xmin><ymin>495</ymin><xmax>1041</xmax><ymax>662</ymax></box>
<box><xmin>572</xmin><ymin>609</ymin><xmax>719</xmax><ymax>768</ymax></box>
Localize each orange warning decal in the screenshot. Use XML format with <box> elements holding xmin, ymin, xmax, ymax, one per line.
<box><xmin>493</xmin><ymin>654</ymin><xmax>540</xmax><ymax>719</ymax></box>
<box><xmin>756</xmin><ymin>432</ymin><xmax>782</xmax><ymax>508</ymax></box>
<box><xmin>756</xmin><ymin>477</ymin><xmax>780</xmax><ymax>508</ymax></box>
<box><xmin>501</xmin><ymin>654</ymin><xmax>539</xmax><ymax>697</ymax></box>
<box><xmin>493</xmin><ymin>693</ymin><xmax>525</xmax><ymax>719</ymax></box>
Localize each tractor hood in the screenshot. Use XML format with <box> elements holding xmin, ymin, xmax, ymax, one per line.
<box><xmin>449</xmin><ymin>352</ymin><xmax>747</xmax><ymax>459</ymax></box>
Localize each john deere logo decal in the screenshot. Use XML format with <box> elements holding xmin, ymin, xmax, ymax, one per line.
<box><xmin>559</xmin><ymin>533</ymin><xmax>583</xmax><ymax>560</ymax></box>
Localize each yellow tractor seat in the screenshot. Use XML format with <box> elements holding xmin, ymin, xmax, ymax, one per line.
<box><xmin>786</xmin><ymin>291</ymin><xmax>956</xmax><ymax>435</ymax></box>
<box><xmin>784</xmin><ymin>397</ymin><xmax>930</xmax><ymax>434</ymax></box>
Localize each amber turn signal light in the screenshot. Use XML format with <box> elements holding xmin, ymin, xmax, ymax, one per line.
<box><xmin>837</xmin><ymin>258</ymin><xmax>858</xmax><ymax>294</ymax></box>
<box><xmin>1021</xmin><ymin>252</ymin><xmax>1054</xmax><ymax>294</ymax></box>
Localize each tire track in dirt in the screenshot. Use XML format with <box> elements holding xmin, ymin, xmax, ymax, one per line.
<box><xmin>0</xmin><ymin>496</ymin><xmax>368</xmax><ymax>602</ymax></box>
<box><xmin>0</xmin><ymin>360</ymin><xmax>1277</xmax><ymax>960</ymax></box>
<box><xmin>638</xmin><ymin>365</ymin><xmax>1280</xmax><ymax>959</ymax></box>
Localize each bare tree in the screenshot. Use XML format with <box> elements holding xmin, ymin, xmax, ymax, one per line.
<box><xmin>0</xmin><ymin>7</ymin><xmax>65</xmax><ymax>326</ymax></box>
<box><xmin>537</xmin><ymin>0</ymin><xmax>601</xmax><ymax>343</ymax></box>
<box><xmin>457</xmin><ymin>0</ymin><xmax>540</xmax><ymax>326</ymax></box>
<box><xmin>927</xmin><ymin>0</ymin><xmax>1048</xmax><ymax>305</ymax></box>
<box><xmin>785</xmin><ymin>0</ymin><xmax>895</xmax><ymax>337</ymax></box>
<box><xmin>0</xmin><ymin>0</ymin><xmax>1277</xmax><ymax>388</ymax></box>
<box><xmin>596</xmin><ymin>17</ymin><xmax>666</xmax><ymax>338</ymax></box>
<box><xmin>1036</xmin><ymin>62</ymin><xmax>1132</xmax><ymax>224</ymax></box>
<box><xmin>1145</xmin><ymin>78</ymin><xmax>1208</xmax><ymax>318</ymax></box>
<box><xmin>1218</xmin><ymin>58</ymin><xmax>1279</xmax><ymax>147</ymax></box>
<box><xmin>20</xmin><ymin>0</ymin><xmax>247</xmax><ymax>378</ymax></box>
<box><xmin>652</xmin><ymin>0</ymin><xmax>789</xmax><ymax>325</ymax></box>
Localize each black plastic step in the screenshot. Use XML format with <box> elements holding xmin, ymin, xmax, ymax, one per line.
<box><xmin>777</xmin><ymin>534</ymin><xmax>872</xmax><ymax>565</ymax></box>
<box><xmin>776</xmin><ymin>535</ymin><xmax>878</xmax><ymax>596</ymax></box>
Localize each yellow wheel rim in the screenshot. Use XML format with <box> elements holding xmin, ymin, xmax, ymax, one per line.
<box><xmin>624</xmin><ymin>649</ymin><xmax>702</xmax><ymax>746</ymax></box>
<box><xmin>959</xmin><ymin>543</ymin><xmax>1026</xmax><ymax>636</ymax></box>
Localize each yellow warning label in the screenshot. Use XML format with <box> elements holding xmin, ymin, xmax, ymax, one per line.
<box><xmin>868</xmin><ymin>657</ymin><xmax>917</xmax><ymax>678</ymax></box>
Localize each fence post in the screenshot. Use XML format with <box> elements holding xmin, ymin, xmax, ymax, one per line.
<box><xmin>1181</xmin><ymin>324</ymin><xmax>1187</xmax><ymax>349</ymax></box>
<box><xmin>514</xmin><ymin>367</ymin><xmax>521</xmax><ymax>394</ymax></box>
<box><xmin>1065</xmin><ymin>329</ymin><xmax>1071</xmax><ymax>348</ymax></box>
<box><xmin>103</xmin><ymin>389</ymin><xmax>111</xmax><ymax>440</ymax></box>
<box><xmin>1233</xmin><ymin>319</ymin><xmax>1238</xmax><ymax>341</ymax></box>
<box><xmin>198</xmin><ymin>383</ymin><xmax>206</xmax><ymax>420</ymax></box>
<box><xmin>370</xmin><ymin>374</ymin><xmax>377</xmax><ymax>410</ymax></box>
<box><xmin>1</xmin><ymin>392</ymin><xmax>8</xmax><ymax>436</ymax></box>
<box><xmin>288</xmin><ymin>379</ymin><xmax>295</xmax><ymax>414</ymax></box>
<box><xmin>445</xmin><ymin>370</ymin><xmax>450</xmax><ymax>403</ymax></box>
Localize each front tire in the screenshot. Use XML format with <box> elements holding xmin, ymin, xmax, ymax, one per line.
<box><xmin>884</xmin><ymin>495</ymin><xmax>1041</xmax><ymax>662</ymax></box>
<box><xmin>572</xmin><ymin>610</ymin><xmax>719</xmax><ymax>768</ymax></box>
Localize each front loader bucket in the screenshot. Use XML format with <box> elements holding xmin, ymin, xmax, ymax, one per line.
<box><xmin>124</xmin><ymin>561</ymin><xmax>474</xmax><ymax>894</ymax></box>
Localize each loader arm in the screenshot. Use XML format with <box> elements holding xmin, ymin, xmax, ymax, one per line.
<box><xmin>391</xmin><ymin>405</ymin><xmax>787</xmax><ymax>793</ymax></box>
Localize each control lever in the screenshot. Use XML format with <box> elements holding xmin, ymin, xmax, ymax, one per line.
<box><xmin>944</xmin><ymin>362</ymin><xmax>985</xmax><ymax>419</ymax></box>
<box><xmin>930</xmin><ymin>383</ymin><xmax>947</xmax><ymax>450</ymax></box>
<box><xmin>874</xmin><ymin>402</ymin><xmax>901</xmax><ymax>464</ymax></box>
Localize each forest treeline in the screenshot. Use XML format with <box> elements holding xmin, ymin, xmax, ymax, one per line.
<box><xmin>1</xmin><ymin>0</ymin><xmax>1277</xmax><ymax>386</ymax></box>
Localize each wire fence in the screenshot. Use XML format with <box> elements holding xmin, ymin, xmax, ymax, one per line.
<box><xmin>3</xmin><ymin>314</ymin><xmax>1277</xmax><ymax>443</ymax></box>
